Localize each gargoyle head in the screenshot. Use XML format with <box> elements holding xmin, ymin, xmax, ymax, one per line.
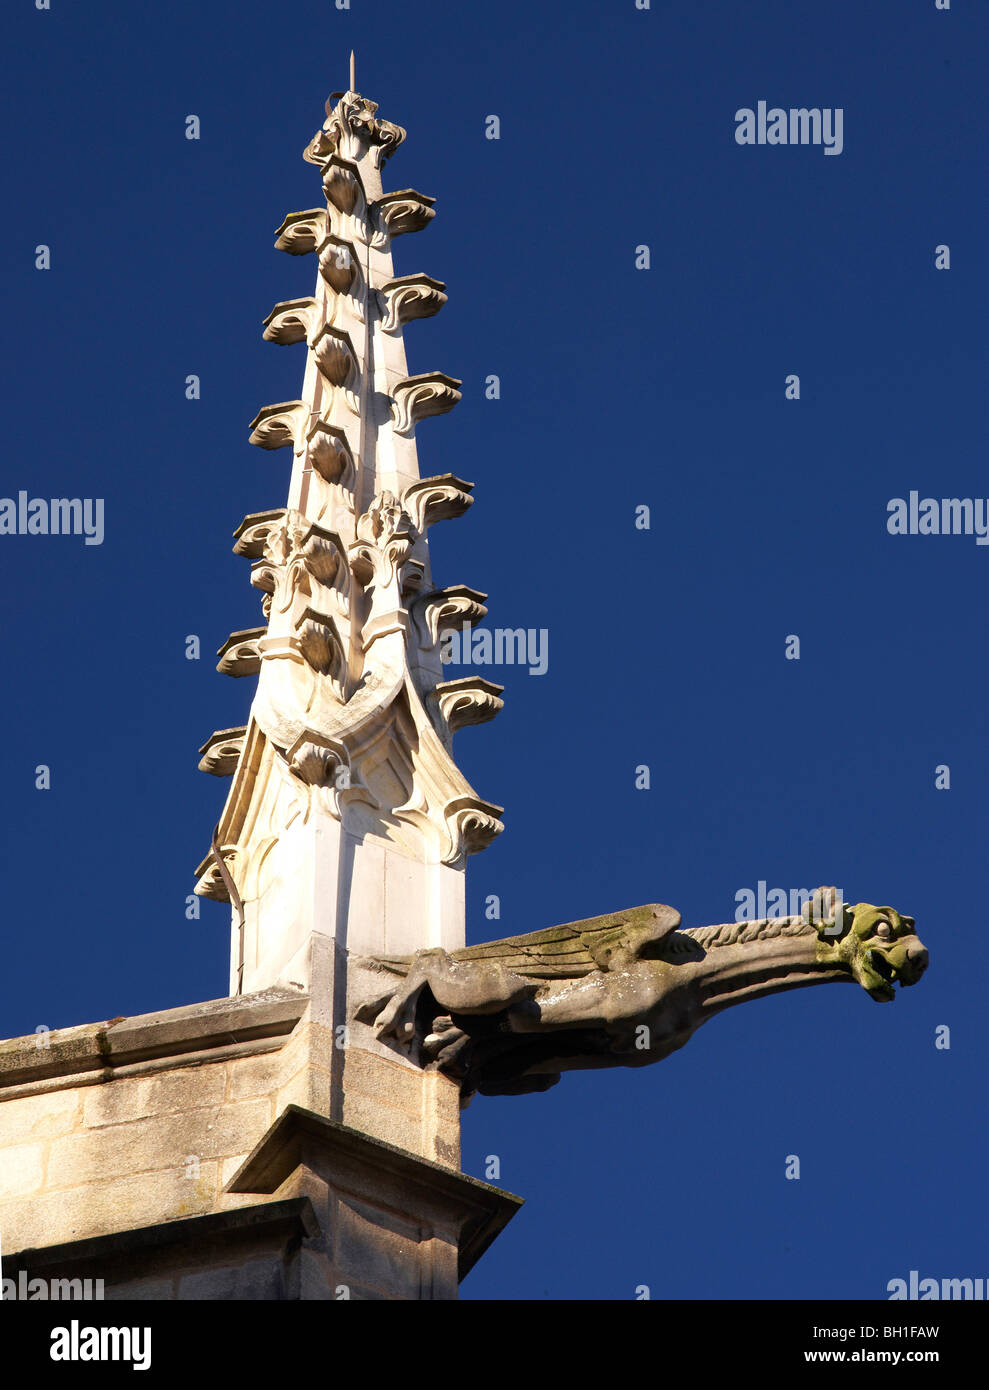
<box><xmin>809</xmin><ymin>893</ymin><xmax>929</xmax><ymax>1002</ymax></box>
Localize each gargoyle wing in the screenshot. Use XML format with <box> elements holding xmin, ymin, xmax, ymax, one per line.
<box><xmin>445</xmin><ymin>902</ymin><xmax>682</xmax><ymax>979</ymax></box>
<box><xmin>353</xmin><ymin>903</ymin><xmax>682</xmax><ymax>1044</ymax></box>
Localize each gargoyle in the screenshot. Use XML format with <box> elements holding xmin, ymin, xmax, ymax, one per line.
<box><xmin>354</xmin><ymin>890</ymin><xmax>928</xmax><ymax>1098</ymax></box>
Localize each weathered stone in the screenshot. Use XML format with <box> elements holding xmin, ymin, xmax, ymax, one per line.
<box><xmin>0</xmin><ymin>989</ymin><xmax>305</xmax><ymax>1097</ymax></box>
<box><xmin>225</xmin><ymin>1051</ymin><xmax>289</xmax><ymax>1103</ymax></box>
<box><xmin>0</xmin><ymin>1141</ymin><xmax>45</xmax><ymax>1199</ymax></box>
<box><xmin>177</xmin><ymin>1258</ymin><xmax>285</xmax><ymax>1301</ymax></box>
<box><xmin>226</xmin><ymin>1106</ymin><xmax>521</xmax><ymax>1297</ymax></box>
<box><xmin>0</xmin><ymin>1087</ymin><xmax>80</xmax><ymax>1144</ymax></box>
<box><xmin>105</xmin><ymin>1277</ymin><xmax>177</xmax><ymax>1302</ymax></box>
<box><xmin>335</xmin><ymin>1195</ymin><xmax>426</xmax><ymax>1299</ymax></box>
<box><xmin>46</xmin><ymin>1099</ymin><xmax>271</xmax><ymax>1188</ymax></box>
<box><xmin>5</xmin><ymin>1198</ymin><xmax>318</xmax><ymax>1301</ymax></box>
<box><xmin>0</xmin><ymin>1024</ymin><xmax>106</xmax><ymax>1089</ymax></box>
<box><xmin>104</xmin><ymin>989</ymin><xmax>305</xmax><ymax>1063</ymax></box>
<box><xmin>83</xmin><ymin>1064</ymin><xmax>227</xmax><ymax>1129</ymax></box>
<box><xmin>0</xmin><ymin>1163</ymin><xmax>220</xmax><ymax>1251</ymax></box>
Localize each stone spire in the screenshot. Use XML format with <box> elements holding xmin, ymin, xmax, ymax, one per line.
<box><xmin>193</xmin><ymin>79</ymin><xmax>503</xmax><ymax>1162</ymax></box>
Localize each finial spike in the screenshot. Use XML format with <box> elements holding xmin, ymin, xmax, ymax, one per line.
<box><xmin>350</xmin><ymin>50</ymin><xmax>356</xmax><ymax>92</ymax></box>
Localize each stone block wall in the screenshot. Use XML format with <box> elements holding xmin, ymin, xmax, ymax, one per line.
<box><xmin>0</xmin><ymin>987</ymin><xmax>461</xmax><ymax>1261</ymax></box>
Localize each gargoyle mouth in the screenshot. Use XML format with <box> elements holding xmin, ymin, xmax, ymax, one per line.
<box><xmin>856</xmin><ymin>947</ymin><xmax>898</xmax><ymax>1003</ymax></box>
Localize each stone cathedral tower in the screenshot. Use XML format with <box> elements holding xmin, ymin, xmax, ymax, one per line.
<box><xmin>0</xmin><ymin>74</ymin><xmax>520</xmax><ymax>1301</ymax></box>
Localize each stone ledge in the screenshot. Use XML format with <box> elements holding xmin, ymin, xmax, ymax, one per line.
<box><xmin>227</xmin><ymin>1103</ymin><xmax>522</xmax><ymax>1280</ymax></box>
<box><xmin>0</xmin><ymin>988</ymin><xmax>308</xmax><ymax>1095</ymax></box>
<box><xmin>5</xmin><ymin>1196</ymin><xmax>318</xmax><ymax>1288</ymax></box>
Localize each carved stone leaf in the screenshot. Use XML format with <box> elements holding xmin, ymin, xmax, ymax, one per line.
<box><xmin>322</xmin><ymin>93</ymin><xmax>381</xmax><ymax>162</ymax></box>
<box><xmin>434</xmin><ymin>678</ymin><xmax>504</xmax><ymax>733</ymax></box>
<box><xmin>262</xmin><ymin>298</ymin><xmax>316</xmax><ymax>345</ymax></box>
<box><xmin>370</xmin><ymin>118</ymin><xmax>406</xmax><ymax>169</ymax></box>
<box><xmin>413</xmin><ymin>585</ymin><xmax>488</xmax><ymax>647</ymax></box>
<box><xmin>232</xmin><ymin>510</ymin><xmax>286</xmax><ymax>559</ymax></box>
<box><xmin>311</xmin><ymin>326</ymin><xmax>358</xmax><ymax>388</ymax></box>
<box><xmin>193</xmin><ymin>848</ymin><xmax>234</xmax><ymax>902</ymax></box>
<box><xmin>348</xmin><ymin>494</ymin><xmax>422</xmax><ymax>604</ymax></box>
<box><xmin>379</xmin><ymin>274</ymin><xmax>447</xmax><ymax>333</ymax></box>
<box><xmin>216</xmin><ymin>627</ymin><xmax>266</xmax><ymax>677</ymax></box>
<box><xmin>402</xmin><ymin>474</ymin><xmax>473</xmax><ymax>532</ymax></box>
<box><xmin>300</xmin><ymin>535</ymin><xmax>343</xmax><ymax>587</ymax></box>
<box><xmin>303</xmin><ymin>128</ymin><xmax>336</xmax><ymax>165</ymax></box>
<box><xmin>376</xmin><ymin>190</ymin><xmax>436</xmax><ymax>237</ymax></box>
<box><xmin>296</xmin><ymin>614</ymin><xmax>344</xmax><ymax>679</ymax></box>
<box><xmin>442</xmin><ymin>796</ymin><xmax>505</xmax><ymax>865</ymax></box>
<box><xmin>322</xmin><ymin>156</ymin><xmax>363</xmax><ymax>214</ymax></box>
<box><xmin>318</xmin><ymin>237</ymin><xmax>359</xmax><ymax>295</ymax></box>
<box><xmin>317</xmin><ymin>93</ymin><xmax>406</xmax><ymax>168</ymax></box>
<box><xmin>273</xmin><ymin>209</ymin><xmax>327</xmax><ymax>255</ymax></box>
<box><xmin>250</xmin><ymin>558</ymin><xmax>277</xmax><ymax>596</ymax></box>
<box><xmin>391</xmin><ymin>373</ymin><xmax>461</xmax><ymax>436</ymax></box>
<box><xmin>249</xmin><ymin>402</ymin><xmax>308</xmax><ymax>451</ymax></box>
<box><xmin>355</xmin><ymin>492</ymin><xmax>413</xmax><ymax>548</ymax></box>
<box><xmin>198</xmin><ymin>727</ymin><xmax>247</xmax><ymax>777</ymax></box>
<box><xmin>306</xmin><ymin>421</ymin><xmax>355</xmax><ymax>486</ymax></box>
<box><xmin>288</xmin><ymin>735</ymin><xmax>347</xmax><ymax>788</ymax></box>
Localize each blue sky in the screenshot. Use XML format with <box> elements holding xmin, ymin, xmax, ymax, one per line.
<box><xmin>1</xmin><ymin>0</ymin><xmax>985</xmax><ymax>1299</ymax></box>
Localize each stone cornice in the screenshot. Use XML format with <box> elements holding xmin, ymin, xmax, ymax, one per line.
<box><xmin>0</xmin><ymin>989</ymin><xmax>307</xmax><ymax>1098</ymax></box>
<box><xmin>225</xmin><ymin>1105</ymin><xmax>522</xmax><ymax>1280</ymax></box>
